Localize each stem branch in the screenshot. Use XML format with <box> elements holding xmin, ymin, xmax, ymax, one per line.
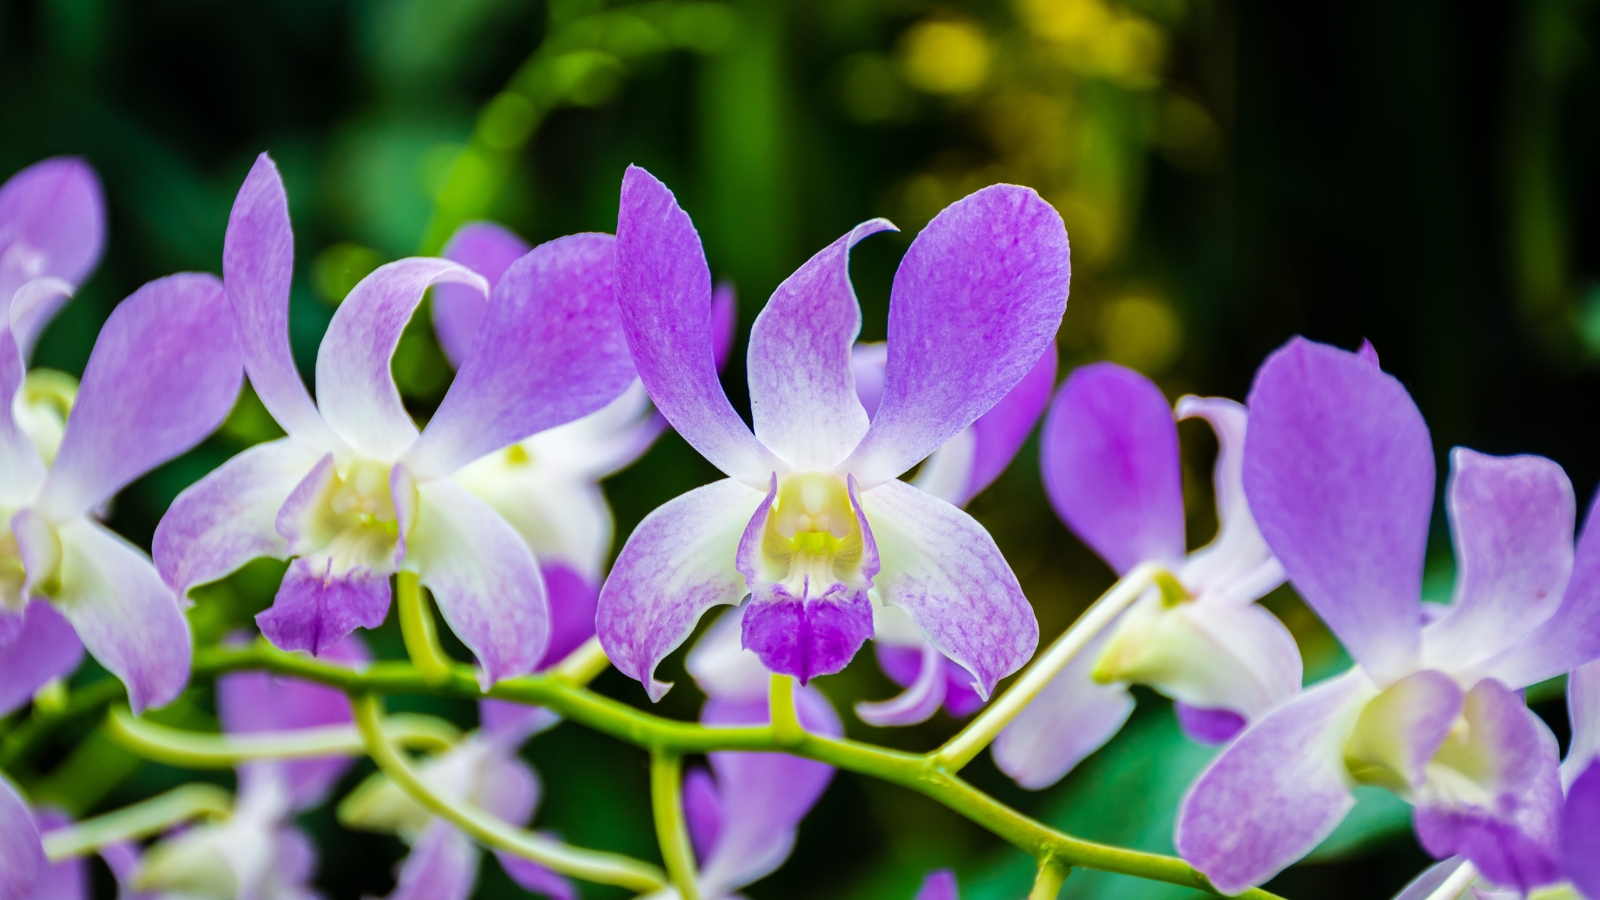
<box><xmin>1030</xmin><ymin>855</ymin><xmax>1071</xmax><ymax>900</ymax></box>
<box><xmin>650</xmin><ymin>750</ymin><xmax>702</xmax><ymax>900</ymax></box>
<box><xmin>396</xmin><ymin>571</ymin><xmax>455</xmax><ymax>685</ymax></box>
<box><xmin>107</xmin><ymin>705</ymin><xmax>458</xmax><ymax>767</ymax></box>
<box><xmin>42</xmin><ymin>784</ymin><xmax>232</xmax><ymax>860</ymax></box>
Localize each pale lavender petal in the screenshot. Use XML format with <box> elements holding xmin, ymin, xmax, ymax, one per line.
<box><xmin>684</xmin><ymin>766</ymin><xmax>723</xmax><ymax>862</ymax></box>
<box><xmin>478</xmin><ymin>700</ymin><xmax>558</xmax><ymax>750</ymax></box>
<box><xmin>0</xmin><ymin>602</ymin><xmax>83</xmax><ymax>716</ymax></box>
<box><xmin>223</xmin><ymin>154</ymin><xmax>331</xmax><ymax>445</ymax></box>
<box><xmin>1423</xmin><ymin>450</ymin><xmax>1574</xmax><ymax>671</ymax></box>
<box><xmin>1243</xmin><ymin>337</ymin><xmax>1431</xmax><ymax>683</ymax></box>
<box><xmin>712</xmin><ymin>281</ymin><xmax>738</xmax><ymax>371</ymax></box>
<box><xmin>747</xmin><ymin>220</ymin><xmax>893</xmax><ymax>470</ymax></box>
<box><xmin>1351</xmin><ymin>669</ymin><xmax>1463</xmax><ymax>792</ymax></box>
<box><xmin>0</xmin><ymin>324</ymin><xmax>43</xmax><ymax>507</ymax></box>
<box><xmin>384</xmin><ymin>821</ymin><xmax>479</xmax><ymax>900</ymax></box>
<box><xmin>1041</xmin><ymin>362</ymin><xmax>1185</xmax><ymax>574</ymax></box>
<box><xmin>495</xmin><ymin>850</ymin><xmax>577</xmax><ymax>900</ymax></box>
<box><xmin>12</xmin><ymin>509</ymin><xmax>58</xmax><ymax>602</ymax></box>
<box><xmin>472</xmin><ymin>752</ymin><xmax>539</xmax><ymax>826</ymax></box>
<box><xmin>0</xmin><ymin>776</ymin><xmax>42</xmax><ymax>900</ymax></box>
<box><xmin>913</xmin><ymin>870</ymin><xmax>959</xmax><ymax>900</ymax></box>
<box><xmin>436</xmin><ymin>222</ymin><xmax>531</xmax><ymax>368</ymax></box>
<box><xmin>0</xmin><ymin>158</ymin><xmax>105</xmax><ymax>352</ymax></box>
<box><xmin>1567</xmin><ymin>660</ymin><xmax>1600</xmax><ymax>782</ymax></box>
<box><xmin>614</xmin><ymin>167</ymin><xmax>780</xmax><ymax>483</ymax></box>
<box><xmin>992</xmin><ymin>632</ymin><xmax>1133</xmax><ymax>789</ymax></box>
<box><xmin>317</xmin><ymin>258</ymin><xmax>485</xmax><ymax>461</ymax></box>
<box><xmin>256</xmin><ymin>557</ymin><xmax>391</xmax><ymax>656</ymax></box>
<box><xmin>940</xmin><ymin>658</ymin><xmax>986</xmax><ymax>717</ymax></box>
<box><xmin>408</xmin><ymin>480</ymin><xmax>548</xmax><ymax>688</ymax></box>
<box><xmin>961</xmin><ymin>343</ymin><xmax>1057</xmax><ymax>505</ymax></box>
<box><xmin>1562</xmin><ymin>760</ymin><xmax>1600</xmax><ymax>898</ymax></box>
<box><xmin>26</xmin><ymin>839</ymin><xmax>87</xmax><ymax>900</ymax></box>
<box><xmin>1392</xmin><ymin>858</ymin><xmax>1469</xmax><ymax>900</ymax></box>
<box><xmin>408</xmin><ymin>234</ymin><xmax>634</xmax><ymax>479</ymax></box>
<box><xmin>50</xmin><ymin>519</ymin><xmax>191</xmax><ymax>713</ymax></box>
<box><xmin>843</xmin><ymin>184</ymin><xmax>1070</xmax><ymax>486</ymax></box>
<box><xmin>684</xmin><ymin>603</ymin><xmax>771</xmax><ymax>703</ymax></box>
<box><xmin>1176</xmin><ymin>672</ymin><xmax>1370</xmax><ymax>894</ymax></box>
<box><xmin>596</xmin><ymin>477</ymin><xmax>767</xmax><ymax>701</ymax></box>
<box><xmin>153</xmin><ymin>438</ymin><xmax>317</xmax><ymax>599</ymax></box>
<box><xmin>875</xmin><ymin>645</ymin><xmax>983</xmax><ymax>716</ymax></box>
<box><xmin>38</xmin><ymin>273</ymin><xmax>242</xmax><ymax>520</ymax></box>
<box><xmin>851</xmin><ymin>342</ymin><xmax>888</xmax><ymax>418</ymax></box>
<box><xmin>1175</xmin><ymin>395</ymin><xmax>1283</xmax><ymax>606</ymax></box>
<box><xmin>538</xmin><ymin>563</ymin><xmax>598</xmax><ymax>670</ymax></box>
<box><xmin>856</xmin><ymin>478</ymin><xmax>1037</xmax><ymax>699</ymax></box>
<box><xmin>8</xmin><ymin>276</ymin><xmax>75</xmax><ymax>369</ymax></box>
<box><xmin>1174</xmin><ymin>704</ymin><xmax>1247</xmax><ymax>744</ymax></box>
<box><xmin>857</xmin><ymin>640</ymin><xmax>948</xmax><ymax>727</ymax></box>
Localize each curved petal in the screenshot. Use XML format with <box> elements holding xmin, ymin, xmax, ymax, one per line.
<box><xmin>685</xmin><ymin>765</ymin><xmax>723</xmax><ymax>861</ymax></box>
<box><xmin>9</xmin><ymin>276</ymin><xmax>75</xmax><ymax>367</ymax></box>
<box><xmin>851</xmin><ymin>342</ymin><xmax>888</xmax><ymax>418</ymax></box>
<box><xmin>539</xmin><ymin>562</ymin><xmax>599</xmax><ymax>670</ymax></box>
<box><xmin>914</xmin><ymin>870</ymin><xmax>959</xmax><ymax>900</ymax></box>
<box><xmin>496</xmin><ymin>849</ymin><xmax>578</xmax><ymax>900</ymax></box>
<box><xmin>597</xmin><ymin>477</ymin><xmax>768</xmax><ymax>701</ymax></box>
<box><xmin>257</xmin><ymin>556</ymin><xmax>391</xmax><ymax>656</ymax></box>
<box><xmin>407</xmin><ymin>479</ymin><xmax>549</xmax><ymax>688</ymax></box>
<box><xmin>1041</xmin><ymin>362</ymin><xmax>1185</xmax><ymax>575</ymax></box>
<box><xmin>911</xmin><ymin>427</ymin><xmax>976</xmax><ymax>507</ymax></box>
<box><xmin>0</xmin><ymin>157</ymin><xmax>105</xmax><ymax>335</ymax></box>
<box><xmin>51</xmin><ymin>518</ymin><xmax>191</xmax><ymax>712</ymax></box>
<box><xmin>479</xmin><ymin>699</ymin><xmax>559</xmax><ymax>750</ymax></box>
<box><xmin>1176</xmin><ymin>672</ymin><xmax>1372</xmax><ymax>894</ymax></box>
<box><xmin>1566</xmin><ymin>660</ymin><xmax>1600</xmax><ymax>785</ymax></box>
<box><xmin>38</xmin><ymin>273</ymin><xmax>242</xmax><ymax>521</ymax></box>
<box><xmin>1422</xmin><ymin>450</ymin><xmax>1574</xmax><ymax>672</ymax></box>
<box><xmin>614</xmin><ymin>167</ymin><xmax>781</xmax><ymax>484</ymax></box>
<box><xmin>435</xmin><ymin>221</ymin><xmax>531</xmax><ymax>368</ymax></box>
<box><xmin>856</xmin><ymin>478</ymin><xmax>1037</xmax><ymax>700</ymax></box>
<box><xmin>747</xmin><ymin>220</ymin><xmax>893</xmax><ymax>470</ymax></box>
<box><xmin>472</xmin><ymin>752</ymin><xmax>540</xmax><ymax>826</ymax></box>
<box><xmin>153</xmin><ymin>438</ymin><xmax>318</xmax><ymax>599</ymax></box>
<box><xmin>451</xmin><ymin>453</ymin><xmax>612</xmax><ymax>582</ymax></box>
<box><xmin>857</xmin><ymin>640</ymin><xmax>949</xmax><ymax>727</ymax></box>
<box><xmin>223</xmin><ymin>154</ymin><xmax>332</xmax><ymax>446</ymax></box>
<box><xmin>1243</xmin><ymin>337</ymin><xmax>1431</xmax><ymax>684</ymax></box>
<box><xmin>25</xmin><ymin>816</ymin><xmax>88</xmax><ymax>900</ymax></box>
<box><xmin>1392</xmin><ymin>858</ymin><xmax>1472</xmax><ymax>900</ymax></box>
<box><xmin>0</xmin><ymin>775</ymin><xmax>42</xmax><ymax>900</ymax></box>
<box><xmin>712</xmin><ymin>280</ymin><xmax>738</xmax><ymax>371</ymax></box>
<box><xmin>0</xmin><ymin>601</ymin><xmax>83</xmax><ymax>717</ymax></box>
<box><xmin>0</xmin><ymin>323</ymin><xmax>43</xmax><ymax>507</ymax></box>
<box><xmin>316</xmin><ymin>258</ymin><xmax>486</xmax><ymax>461</ymax></box>
<box><xmin>992</xmin><ymin>632</ymin><xmax>1134</xmax><ymax>789</ymax></box>
<box><xmin>685</xmin><ymin>603</ymin><xmax>771</xmax><ymax>704</ymax></box>
<box><xmin>1562</xmin><ymin>760</ymin><xmax>1600</xmax><ymax>899</ymax></box>
<box><xmin>385</xmin><ymin>820</ymin><xmax>480</xmax><ymax>900</ymax></box>
<box><xmin>843</xmin><ymin>185</ymin><xmax>1070</xmax><ymax>486</ymax></box>
<box><xmin>409</xmin><ymin>234</ymin><xmax>635</xmax><ymax>479</ymax></box>
<box><xmin>1174</xmin><ymin>704</ymin><xmax>1248</xmax><ymax>744</ymax></box>
<box><xmin>1176</xmin><ymin>395</ymin><xmax>1283</xmax><ymax>604</ymax></box>
<box><xmin>962</xmin><ymin>342</ymin><xmax>1057</xmax><ymax>504</ymax></box>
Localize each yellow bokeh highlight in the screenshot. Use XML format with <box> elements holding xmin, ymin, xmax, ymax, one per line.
<box><xmin>900</xmin><ymin>19</ymin><xmax>992</xmax><ymax>96</ymax></box>
<box><xmin>1099</xmin><ymin>290</ymin><xmax>1184</xmax><ymax>375</ymax></box>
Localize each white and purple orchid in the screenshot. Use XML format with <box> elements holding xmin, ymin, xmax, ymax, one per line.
<box><xmin>1177</xmin><ymin>337</ymin><xmax>1600</xmax><ymax>894</ymax></box>
<box><xmin>154</xmin><ymin>155</ymin><xmax>638</xmax><ymax>686</ymax></box>
<box><xmin>596</xmin><ymin>166</ymin><xmax>1069</xmax><ymax>702</ymax></box>
<box><xmin>991</xmin><ymin>361</ymin><xmax>1301</xmax><ymax>790</ymax></box>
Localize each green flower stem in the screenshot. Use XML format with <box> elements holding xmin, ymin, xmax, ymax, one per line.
<box><xmin>397</xmin><ymin>571</ymin><xmax>455</xmax><ymax>685</ymax></box>
<box><xmin>350</xmin><ymin>692</ymin><xmax>669</xmax><ymax>892</ymax></box>
<box><xmin>550</xmin><ymin>635</ymin><xmax>612</xmax><ymax>687</ymax></box>
<box><xmin>0</xmin><ymin>677</ymin><xmax>124</xmax><ymax>769</ymax></box>
<box><xmin>42</xmin><ymin>783</ymin><xmax>232</xmax><ymax>861</ymax></box>
<box><xmin>651</xmin><ymin>750</ymin><xmax>704</xmax><ymax>900</ymax></box>
<box><xmin>184</xmin><ymin>641</ymin><xmax>1283</xmax><ymax>899</ymax></box>
<box><xmin>769</xmin><ymin>673</ymin><xmax>803</xmax><ymax>747</ymax></box>
<box><xmin>935</xmin><ymin>562</ymin><xmax>1164</xmax><ymax>771</ymax></box>
<box><xmin>1030</xmin><ymin>855</ymin><xmax>1071</xmax><ymax>900</ymax></box>
<box><xmin>107</xmin><ymin>705</ymin><xmax>460</xmax><ymax>767</ymax></box>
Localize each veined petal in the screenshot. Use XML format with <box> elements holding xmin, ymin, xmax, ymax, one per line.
<box><xmin>856</xmin><ymin>640</ymin><xmax>949</xmax><ymax>727</ymax></box>
<box><xmin>1565</xmin><ymin>660</ymin><xmax>1600</xmax><ymax>786</ymax></box>
<box><xmin>597</xmin><ymin>478</ymin><xmax>768</xmax><ymax>701</ymax></box>
<box><xmin>0</xmin><ymin>601</ymin><xmax>82</xmax><ymax>717</ymax></box>
<box><xmin>962</xmin><ymin>343</ymin><xmax>1057</xmax><ymax>505</ymax></box>
<box><xmin>843</xmin><ymin>185</ymin><xmax>1070</xmax><ymax>486</ymax></box>
<box><xmin>856</xmin><ymin>478</ymin><xmax>1037</xmax><ymax>699</ymax></box>
<box><xmin>0</xmin><ymin>157</ymin><xmax>105</xmax><ymax>346</ymax></box>
<box><xmin>384</xmin><ymin>820</ymin><xmax>480</xmax><ymax>900</ymax></box>
<box><xmin>914</xmin><ymin>870</ymin><xmax>960</xmax><ymax>900</ymax></box>
<box><xmin>747</xmin><ymin>219</ymin><xmax>893</xmax><ymax>470</ymax></box>
<box><xmin>615</xmin><ymin>167</ymin><xmax>782</xmax><ymax>484</ymax></box>
<box><xmin>1176</xmin><ymin>671</ymin><xmax>1373</xmax><ymax>894</ymax></box>
<box><xmin>1041</xmin><ymin>362</ymin><xmax>1185</xmax><ymax>575</ymax></box>
<box><xmin>0</xmin><ymin>323</ymin><xmax>44</xmax><ymax>507</ymax></box>
<box><xmin>407</xmin><ymin>479</ymin><xmax>549</xmax><ymax>688</ymax></box>
<box><xmin>408</xmin><ymin>234</ymin><xmax>635</xmax><ymax>479</ymax></box>
<box><xmin>435</xmin><ymin>221</ymin><xmax>531</xmax><ymax>368</ymax></box>
<box><xmin>1562</xmin><ymin>760</ymin><xmax>1600</xmax><ymax>899</ymax></box>
<box><xmin>38</xmin><ymin>273</ymin><xmax>242</xmax><ymax>521</ymax></box>
<box><xmin>1243</xmin><ymin>337</ymin><xmax>1431</xmax><ymax>684</ymax></box>
<box><xmin>257</xmin><ymin>557</ymin><xmax>391</xmax><ymax>656</ymax></box>
<box><xmin>993</xmin><ymin>631</ymin><xmax>1134</xmax><ymax>789</ymax></box>
<box><xmin>51</xmin><ymin>518</ymin><xmax>191</xmax><ymax>713</ymax></box>
<box><xmin>317</xmin><ymin>258</ymin><xmax>486</xmax><ymax>461</ymax></box>
<box><xmin>153</xmin><ymin>438</ymin><xmax>318</xmax><ymax>599</ymax></box>
<box><xmin>1176</xmin><ymin>395</ymin><xmax>1283</xmax><ymax>604</ymax></box>
<box><xmin>223</xmin><ymin>154</ymin><xmax>332</xmax><ymax>446</ymax></box>
<box><xmin>0</xmin><ymin>775</ymin><xmax>42</xmax><ymax>900</ymax></box>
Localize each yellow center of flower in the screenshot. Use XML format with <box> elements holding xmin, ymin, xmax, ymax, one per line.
<box><xmin>755</xmin><ymin>474</ymin><xmax>868</xmax><ymax>595</ymax></box>
<box><xmin>14</xmin><ymin>368</ymin><xmax>77</xmax><ymax>466</ymax></box>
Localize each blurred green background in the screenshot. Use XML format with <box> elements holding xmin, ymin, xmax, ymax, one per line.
<box><xmin>3</xmin><ymin>0</ymin><xmax>1599</xmax><ymax>897</ymax></box>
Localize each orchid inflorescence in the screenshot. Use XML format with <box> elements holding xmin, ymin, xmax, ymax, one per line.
<box><xmin>0</xmin><ymin>151</ymin><xmax>1595</xmax><ymax>900</ymax></box>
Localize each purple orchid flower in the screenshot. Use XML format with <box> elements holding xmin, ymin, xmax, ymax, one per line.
<box><xmin>597</xmin><ymin>166</ymin><xmax>1068</xmax><ymax>701</ymax></box>
<box><xmin>849</xmin><ymin>342</ymin><xmax>1058</xmax><ymax>726</ymax></box>
<box><xmin>0</xmin><ymin>797</ymin><xmax>92</xmax><ymax>900</ymax></box>
<box><xmin>433</xmin><ymin>221</ymin><xmax>737</xmax><ymax>669</ymax></box>
<box><xmin>911</xmin><ymin>870</ymin><xmax>959</xmax><ymax>900</ymax></box>
<box><xmin>0</xmin><ymin>157</ymin><xmax>105</xmax><ymax>359</ymax></box>
<box><xmin>153</xmin><ymin>155</ymin><xmax>637</xmax><ymax>687</ymax></box>
<box><xmin>1176</xmin><ymin>337</ymin><xmax>1600</xmax><ymax>894</ymax></box>
<box><xmin>991</xmin><ymin>361</ymin><xmax>1302</xmax><ymax>790</ymax></box>
<box><xmin>340</xmin><ymin>700</ymin><xmax>573</xmax><ymax>900</ymax></box>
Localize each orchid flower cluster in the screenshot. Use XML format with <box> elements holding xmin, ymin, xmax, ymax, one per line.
<box><xmin>0</xmin><ymin>149</ymin><xmax>1596</xmax><ymax>900</ymax></box>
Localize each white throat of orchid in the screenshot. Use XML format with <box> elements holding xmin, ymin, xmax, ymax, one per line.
<box><xmin>0</xmin><ymin>369</ymin><xmax>79</xmax><ymax>613</ymax></box>
<box><xmin>285</xmin><ymin>456</ymin><xmax>418</xmax><ymax>580</ymax></box>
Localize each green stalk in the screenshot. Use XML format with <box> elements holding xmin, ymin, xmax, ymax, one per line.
<box><xmin>42</xmin><ymin>784</ymin><xmax>232</xmax><ymax>860</ymax></box>
<box><xmin>650</xmin><ymin>750</ymin><xmax>703</xmax><ymax>900</ymax></box>
<box><xmin>107</xmin><ymin>705</ymin><xmax>459</xmax><ymax>767</ymax></box>
<box><xmin>769</xmin><ymin>673</ymin><xmax>803</xmax><ymax>747</ymax></box>
<box><xmin>396</xmin><ymin>571</ymin><xmax>455</xmax><ymax>686</ymax></box>
<box><xmin>1030</xmin><ymin>856</ymin><xmax>1071</xmax><ymax>900</ymax></box>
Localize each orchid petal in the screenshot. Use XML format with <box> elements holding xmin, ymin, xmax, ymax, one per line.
<box><xmin>154</xmin><ymin>438</ymin><xmax>318</xmax><ymax>599</ymax></box>
<box><xmin>712</xmin><ymin>281</ymin><xmax>738</xmax><ymax>371</ymax></box>
<box><xmin>851</xmin><ymin>342</ymin><xmax>888</xmax><ymax>418</ymax></box>
<box><xmin>451</xmin><ymin>449</ymin><xmax>613</xmax><ymax>582</ymax></box>
<box><xmin>857</xmin><ymin>478</ymin><xmax>1037</xmax><ymax>700</ymax></box>
<box><xmin>963</xmin><ymin>343</ymin><xmax>1057</xmax><ymax>505</ymax></box>
<box><xmin>435</xmin><ymin>221</ymin><xmax>531</xmax><ymax>368</ymax></box>
<box><xmin>51</xmin><ymin>518</ymin><xmax>191</xmax><ymax>712</ymax></box>
<box><xmin>1176</xmin><ymin>395</ymin><xmax>1284</xmax><ymax>604</ymax></box>
<box><xmin>684</xmin><ymin>766</ymin><xmax>723</xmax><ymax>861</ymax></box>
<box><xmin>0</xmin><ymin>775</ymin><xmax>42</xmax><ymax>900</ymax></box>
<box><xmin>407</xmin><ymin>479</ymin><xmax>549</xmax><ymax>688</ymax></box>
<box><xmin>913</xmin><ymin>870</ymin><xmax>960</xmax><ymax>900</ymax></box>
<box><xmin>1566</xmin><ymin>661</ymin><xmax>1600</xmax><ymax>786</ymax></box>
<box><xmin>0</xmin><ymin>325</ymin><xmax>43</xmax><ymax>507</ymax></box>
<box><xmin>1042</xmin><ymin>362</ymin><xmax>1186</xmax><ymax>574</ymax></box>
<box><xmin>408</xmin><ymin>234</ymin><xmax>635</xmax><ymax>479</ymax></box>
<box><xmin>25</xmin><ymin>814</ymin><xmax>88</xmax><ymax>900</ymax></box>
<box><xmin>0</xmin><ymin>157</ymin><xmax>105</xmax><ymax>341</ymax></box>
<box><xmin>257</xmin><ymin>557</ymin><xmax>391</xmax><ymax>656</ymax></box>
<box><xmin>1174</xmin><ymin>704</ymin><xmax>1248</xmax><ymax>744</ymax></box>
<box><xmin>910</xmin><ymin>421</ymin><xmax>976</xmax><ymax>508</ymax></box>
<box><xmin>385</xmin><ymin>821</ymin><xmax>479</xmax><ymax>900</ymax></box>
<box><xmin>993</xmin><ymin>632</ymin><xmax>1134</xmax><ymax>789</ymax></box>
<box><xmin>0</xmin><ymin>602</ymin><xmax>82</xmax><ymax>717</ymax></box>
<box><xmin>857</xmin><ymin>640</ymin><xmax>949</xmax><ymax>727</ymax></box>
<box><xmin>539</xmin><ymin>562</ymin><xmax>599</xmax><ymax>670</ymax></box>
<box><xmin>8</xmin><ymin>276</ymin><xmax>74</xmax><ymax>369</ymax></box>
<box><xmin>1423</xmin><ymin>450</ymin><xmax>1574</xmax><ymax>671</ymax></box>
<box><xmin>844</xmin><ymin>185</ymin><xmax>1070</xmax><ymax>486</ymax></box>
<box><xmin>224</xmin><ymin>154</ymin><xmax>332</xmax><ymax>446</ymax></box>
<box><xmin>38</xmin><ymin>273</ymin><xmax>242</xmax><ymax>521</ymax></box>
<box><xmin>615</xmin><ymin>167</ymin><xmax>782</xmax><ymax>484</ymax></box>
<box><xmin>479</xmin><ymin>699</ymin><xmax>559</xmax><ymax>750</ymax></box>
<box><xmin>1344</xmin><ymin>669</ymin><xmax>1463</xmax><ymax>794</ymax></box>
<box><xmin>685</xmin><ymin>603</ymin><xmax>771</xmax><ymax>703</ymax></box>
<box><xmin>470</xmin><ymin>752</ymin><xmax>540</xmax><ymax>825</ymax></box>
<box><xmin>747</xmin><ymin>220</ymin><xmax>893</xmax><ymax>470</ymax></box>
<box><xmin>1176</xmin><ymin>672</ymin><xmax>1372</xmax><ymax>894</ymax></box>
<box><xmin>1392</xmin><ymin>858</ymin><xmax>1471</xmax><ymax>900</ymax></box>
<box><xmin>496</xmin><ymin>850</ymin><xmax>578</xmax><ymax>900</ymax></box>
<box><xmin>1243</xmin><ymin>337</ymin><xmax>1431</xmax><ymax>683</ymax></box>
<box><xmin>597</xmin><ymin>477</ymin><xmax>767</xmax><ymax>701</ymax></box>
<box><xmin>1563</xmin><ymin>760</ymin><xmax>1600</xmax><ymax>899</ymax></box>
<box><xmin>316</xmin><ymin>258</ymin><xmax>485</xmax><ymax>461</ymax></box>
